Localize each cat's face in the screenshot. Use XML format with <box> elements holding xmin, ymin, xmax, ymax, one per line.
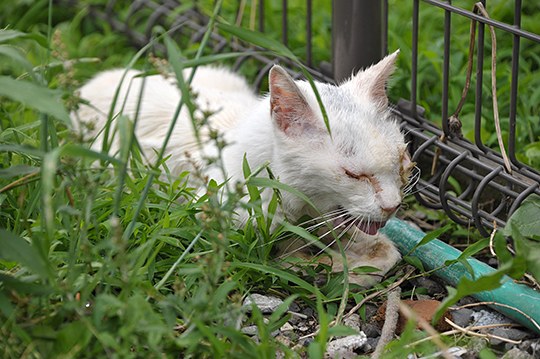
<box><xmin>269</xmin><ymin>51</ymin><xmax>414</xmax><ymax>235</ymax></box>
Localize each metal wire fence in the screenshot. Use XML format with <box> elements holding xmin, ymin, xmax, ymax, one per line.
<box><xmin>81</xmin><ymin>0</ymin><xmax>540</xmax><ymax>236</ymax></box>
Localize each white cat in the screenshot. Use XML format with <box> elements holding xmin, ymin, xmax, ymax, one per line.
<box><xmin>73</xmin><ymin>50</ymin><xmax>414</xmax><ymax>286</ymax></box>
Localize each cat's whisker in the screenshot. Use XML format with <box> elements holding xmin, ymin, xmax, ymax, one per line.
<box><xmin>280</xmin><ymin>212</ymin><xmax>358</xmax><ymax>259</ymax></box>
<box><xmin>403</xmin><ymin>165</ymin><xmax>422</xmax><ymax>195</ymax></box>
<box><xmin>312</xmin><ymin>239</ymin><xmax>338</xmax><ymax>258</ymax></box>
<box><xmin>297</xmin><ymin>208</ymin><xmax>347</xmax><ymax>228</ymax></box>
<box><xmin>314</xmin><ymin>214</ymin><xmax>355</xmax><ymax>240</ymax></box>
<box><xmin>304</xmin><ymin>211</ymin><xmax>349</xmax><ymax>233</ymax></box>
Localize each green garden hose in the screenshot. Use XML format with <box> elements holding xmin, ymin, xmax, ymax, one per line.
<box><xmin>382</xmin><ymin>218</ymin><xmax>540</xmax><ymax>334</ymax></box>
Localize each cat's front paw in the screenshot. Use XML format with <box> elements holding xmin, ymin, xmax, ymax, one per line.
<box><xmin>339</xmin><ymin>233</ymin><xmax>401</xmax><ymax>287</ymax></box>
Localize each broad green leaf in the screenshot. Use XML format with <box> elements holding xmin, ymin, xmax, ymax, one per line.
<box><xmin>327</xmin><ymin>325</ymin><xmax>358</xmax><ymax>337</ymax></box>
<box><xmin>0</xmin><ymin>29</ymin><xmax>48</xmax><ymax>47</ymax></box>
<box><xmin>504</xmin><ymin>194</ymin><xmax>540</xmax><ymax>282</ymax></box>
<box><xmin>0</xmin><ymin>45</ymin><xmax>37</xmax><ymax>79</ymax></box>
<box><xmin>351</xmin><ymin>266</ymin><xmax>381</xmax><ymax>274</ymax></box>
<box><xmin>0</xmin><ymin>144</ymin><xmax>44</xmax><ymax>158</ymax></box>
<box><xmin>456</xmin><ymin>238</ymin><xmax>489</xmax><ymax>260</ymax></box>
<box><xmin>0</xmin><ymin>229</ymin><xmax>52</xmax><ymax>279</ymax></box>
<box><xmin>0</xmin><ymin>273</ymin><xmax>54</xmax><ymax>295</ymax></box>
<box><xmin>0</xmin><ymin>291</ymin><xmax>14</xmax><ymax>317</ymax></box>
<box><xmin>504</xmin><ymin>194</ymin><xmax>540</xmax><ymax>240</ymax></box>
<box><xmin>403</xmin><ymin>255</ymin><xmax>425</xmax><ymax>272</ymax></box>
<box><xmin>0</xmin><ymin>165</ymin><xmax>39</xmax><ymax>179</ymax></box>
<box><xmin>52</xmin><ymin>320</ymin><xmax>92</xmax><ymax>356</ymax></box>
<box><xmin>433</xmin><ymin>262</ymin><xmax>510</xmax><ymax>323</ymax></box>
<box><xmin>512</xmin><ymin>228</ymin><xmax>540</xmax><ymax>282</ymax></box>
<box><xmin>0</xmin><ymin>76</ymin><xmax>71</xmax><ymax>124</ymax></box>
<box><xmin>406</xmin><ymin>223</ymin><xmax>452</xmax><ymax>256</ymax></box>
<box><xmin>479</xmin><ymin>348</ymin><xmax>498</xmax><ymax>359</ymax></box>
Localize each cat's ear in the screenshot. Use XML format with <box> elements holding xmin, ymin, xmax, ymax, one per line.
<box><xmin>269</xmin><ymin>65</ymin><xmax>315</xmax><ymax>136</ymax></box>
<box><xmin>350</xmin><ymin>49</ymin><xmax>399</xmax><ymax>111</ymax></box>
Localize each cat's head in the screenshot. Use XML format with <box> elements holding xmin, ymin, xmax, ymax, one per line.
<box><xmin>268</xmin><ymin>50</ymin><xmax>414</xmax><ymax>235</ymax></box>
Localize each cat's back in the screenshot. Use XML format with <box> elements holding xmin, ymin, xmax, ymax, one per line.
<box><xmin>188</xmin><ymin>66</ymin><xmax>259</xmax><ymax>131</ymax></box>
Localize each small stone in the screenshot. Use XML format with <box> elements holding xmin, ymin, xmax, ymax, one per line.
<box><xmin>415</xmin><ymin>294</ymin><xmax>433</xmax><ymax>301</ymax></box>
<box><xmin>297</xmin><ymin>325</ymin><xmax>310</xmax><ymax>332</ymax></box>
<box><xmin>301</xmin><ymin>337</ymin><xmax>314</xmax><ymax>347</ymax></box>
<box><xmin>464</xmin><ymin>337</ymin><xmax>488</xmax><ymax>358</ymax></box>
<box><xmin>364</xmin><ymin>337</ymin><xmax>380</xmax><ymax>353</ymax></box>
<box><xmin>502</xmin><ymin>348</ymin><xmax>534</xmax><ymax>359</ymax></box>
<box><xmin>415</xmin><ymin>277</ymin><xmax>444</xmax><ymax>296</ymax></box>
<box><xmin>364</xmin><ymin>303</ymin><xmax>378</xmax><ymax>320</ymax></box>
<box><xmin>275</xmin><ymin>335</ymin><xmax>291</xmax><ymax>348</ymax></box>
<box><xmin>488</xmin><ymin>258</ymin><xmax>498</xmax><ymax>266</ymax></box>
<box><xmin>281</xmin><ymin>328</ymin><xmax>298</xmax><ymax>341</ymax></box>
<box><xmin>450</xmin><ymin>308</ymin><xmax>474</xmax><ymax>327</ymax></box>
<box><xmin>241</xmin><ymin>325</ymin><xmax>259</xmax><ymax>336</ymax></box>
<box><xmin>280</xmin><ymin>322</ymin><xmax>294</xmax><ymax>332</ymax></box>
<box><xmin>413</xmin><ymin>211</ymin><xmax>427</xmax><ymax>220</ymax></box>
<box><xmin>302</xmin><ymin>306</ymin><xmax>315</xmax><ymax>318</ymax></box>
<box><xmin>288</xmin><ymin>302</ymin><xmax>301</xmax><ymax>313</ymax></box>
<box><xmin>519</xmin><ymin>338</ymin><xmax>540</xmax><ymax>354</ymax></box>
<box><xmin>489</xmin><ymin>327</ymin><xmax>531</xmax><ymax>346</ymax></box>
<box><xmin>242</xmin><ymin>294</ymin><xmax>284</xmax><ymax>314</ymax></box>
<box><xmin>325</xmin><ymin>333</ymin><xmax>367</xmax><ymax>359</ymax></box>
<box><xmin>288</xmin><ymin>310</ymin><xmax>306</xmax><ymax>325</ymax></box>
<box><xmin>343</xmin><ymin>313</ymin><xmax>361</xmax><ymax>332</ymax></box>
<box><xmin>426</xmin><ymin>347</ymin><xmax>467</xmax><ymax>358</ymax></box>
<box><xmin>361</xmin><ymin>323</ymin><xmax>381</xmax><ymax>338</ymax></box>
<box><xmin>471</xmin><ymin>309</ymin><xmax>511</xmax><ymax>327</ymax></box>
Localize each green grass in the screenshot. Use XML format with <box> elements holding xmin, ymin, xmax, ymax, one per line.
<box><xmin>1</xmin><ymin>0</ymin><xmax>539</xmax><ymax>357</ymax></box>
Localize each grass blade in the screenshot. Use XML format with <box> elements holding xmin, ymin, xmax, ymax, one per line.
<box><xmin>0</xmin><ymin>76</ymin><xmax>70</xmax><ymax>124</ymax></box>
<box><xmin>0</xmin><ymin>229</ymin><xmax>53</xmax><ymax>280</ymax></box>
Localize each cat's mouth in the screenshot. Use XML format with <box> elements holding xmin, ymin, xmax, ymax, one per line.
<box><xmin>333</xmin><ymin>213</ymin><xmax>387</xmax><ymax>236</ymax></box>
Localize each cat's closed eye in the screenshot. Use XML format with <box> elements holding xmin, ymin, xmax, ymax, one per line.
<box><xmin>344</xmin><ymin>168</ymin><xmax>368</xmax><ymax>181</ymax></box>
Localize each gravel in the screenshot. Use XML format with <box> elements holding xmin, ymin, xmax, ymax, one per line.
<box><xmin>324</xmin><ymin>333</ymin><xmax>367</xmax><ymax>358</ymax></box>
<box><xmin>239</xmin><ymin>293</ymin><xmax>540</xmax><ymax>358</ymax></box>
<box><xmin>242</xmin><ymin>293</ymin><xmax>284</xmax><ymax>313</ymax></box>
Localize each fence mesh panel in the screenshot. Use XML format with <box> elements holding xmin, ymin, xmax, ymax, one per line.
<box><xmin>79</xmin><ymin>0</ymin><xmax>540</xmax><ymax>236</ymax></box>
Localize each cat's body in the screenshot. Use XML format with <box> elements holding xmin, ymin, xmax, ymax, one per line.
<box><xmin>74</xmin><ymin>51</ymin><xmax>413</xmax><ymax>286</ymax></box>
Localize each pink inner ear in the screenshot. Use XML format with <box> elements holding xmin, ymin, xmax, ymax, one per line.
<box><xmin>400</xmin><ymin>150</ymin><xmax>415</xmax><ymax>184</ymax></box>
<box><xmin>269</xmin><ymin>66</ymin><xmax>315</xmax><ymax>136</ymax></box>
<box><xmin>352</xmin><ymin>50</ymin><xmax>399</xmax><ymax>111</ymax></box>
<box><xmin>401</xmin><ymin>151</ymin><xmax>414</xmax><ymax>170</ymax></box>
<box><xmin>270</xmin><ymin>87</ymin><xmax>299</xmax><ymax>133</ymax></box>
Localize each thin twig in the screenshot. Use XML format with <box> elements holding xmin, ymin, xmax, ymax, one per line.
<box><xmin>298</xmin><ymin>268</ymin><xmax>416</xmax><ymax>341</ymax></box>
<box><xmin>488</xmin><ymin>222</ymin><xmax>497</xmax><ymax>256</ymax></box>
<box><xmin>406</xmin><ymin>322</ymin><xmax>521</xmax><ymax>348</ymax></box>
<box><xmin>444</xmin><ymin>317</ymin><xmax>522</xmax><ymax>344</ymax></box>
<box><xmin>345</xmin><ymin>267</ymin><xmax>415</xmax><ymax>320</ymax></box>
<box><xmin>0</xmin><ymin>170</ymin><xmax>40</xmax><ymax>193</ymax></box>
<box><xmin>65</xmin><ymin>186</ymin><xmax>75</xmax><ymax>207</ymax></box>
<box><xmin>433</xmin><ymin>2</ymin><xmax>512</xmax><ymax>174</ymax></box>
<box><xmin>399</xmin><ymin>302</ymin><xmax>454</xmax><ymax>359</ymax></box>
<box><xmin>474</xmin><ymin>2</ymin><xmax>512</xmax><ymax>174</ymax></box>
<box><xmin>372</xmin><ymin>287</ymin><xmax>401</xmax><ymax>359</ymax></box>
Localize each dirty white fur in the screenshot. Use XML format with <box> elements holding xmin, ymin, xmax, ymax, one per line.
<box><xmin>74</xmin><ymin>50</ymin><xmax>410</xmax><ymax>286</ymax></box>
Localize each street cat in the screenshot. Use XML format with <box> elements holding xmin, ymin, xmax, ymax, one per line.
<box><xmin>73</xmin><ymin>50</ymin><xmax>414</xmax><ymax>286</ymax></box>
